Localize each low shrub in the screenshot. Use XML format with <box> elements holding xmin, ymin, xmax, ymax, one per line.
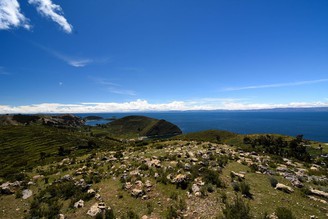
<box><xmin>232</xmin><ymin>182</ymin><xmax>240</xmax><ymax>192</ymax></box>
<box><xmin>240</xmin><ymin>181</ymin><xmax>252</xmax><ymax>198</ymax></box>
<box><xmin>221</xmin><ymin>195</ymin><xmax>252</xmax><ymax>219</ymax></box>
<box><xmin>165</xmin><ymin>206</ymin><xmax>178</xmax><ymax>219</ymax></box>
<box><xmin>275</xmin><ymin>207</ymin><xmax>295</xmax><ymax>219</ymax></box>
<box><xmin>269</xmin><ymin>177</ymin><xmax>278</xmax><ymax>188</ymax></box>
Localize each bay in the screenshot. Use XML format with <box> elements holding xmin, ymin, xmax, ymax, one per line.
<box><xmin>77</xmin><ymin>111</ymin><xmax>328</xmax><ymax>142</ymax></box>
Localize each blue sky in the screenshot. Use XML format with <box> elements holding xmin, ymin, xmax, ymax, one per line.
<box><xmin>0</xmin><ymin>0</ymin><xmax>328</xmax><ymax>113</ymax></box>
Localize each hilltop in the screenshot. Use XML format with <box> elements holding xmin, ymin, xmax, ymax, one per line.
<box><xmin>99</xmin><ymin>115</ymin><xmax>182</xmax><ymax>138</ymax></box>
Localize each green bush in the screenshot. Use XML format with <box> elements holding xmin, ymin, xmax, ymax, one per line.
<box><xmin>139</xmin><ymin>163</ymin><xmax>149</xmax><ymax>171</ymax></box>
<box><xmin>300</xmin><ymin>186</ymin><xmax>311</xmax><ymax>197</ymax></box>
<box><xmin>203</xmin><ymin>168</ymin><xmax>224</xmax><ymax>188</ymax></box>
<box><xmin>105</xmin><ymin>208</ymin><xmax>115</xmax><ymax>219</ymax></box>
<box><xmin>221</xmin><ymin>195</ymin><xmax>253</xmax><ymax>219</ymax></box>
<box><xmin>125</xmin><ymin>209</ymin><xmax>139</xmax><ymax>219</ymax></box>
<box><xmin>146</xmin><ymin>202</ymin><xmax>154</xmax><ymax>215</ymax></box>
<box><xmin>170</xmin><ymin>192</ymin><xmax>178</xmax><ymax>200</ymax></box>
<box><xmin>240</xmin><ymin>181</ymin><xmax>252</xmax><ymax>198</ymax></box>
<box><xmin>15</xmin><ymin>189</ymin><xmax>23</xmax><ymax>199</ymax></box>
<box><xmin>165</xmin><ymin>206</ymin><xmax>178</xmax><ymax>219</ymax></box>
<box><xmin>269</xmin><ymin>177</ymin><xmax>278</xmax><ymax>188</ymax></box>
<box><xmin>220</xmin><ymin>192</ymin><xmax>227</xmax><ymax>204</ymax></box>
<box><xmin>231</xmin><ymin>182</ymin><xmax>240</xmax><ymax>192</ymax></box>
<box><xmin>275</xmin><ymin>207</ymin><xmax>295</xmax><ymax>219</ymax></box>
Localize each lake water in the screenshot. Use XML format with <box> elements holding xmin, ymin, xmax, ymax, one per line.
<box><xmin>77</xmin><ymin>111</ymin><xmax>328</xmax><ymax>142</ymax></box>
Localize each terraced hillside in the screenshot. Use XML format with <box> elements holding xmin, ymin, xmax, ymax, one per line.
<box><xmin>0</xmin><ymin>125</ymin><xmax>122</xmax><ymax>179</ymax></box>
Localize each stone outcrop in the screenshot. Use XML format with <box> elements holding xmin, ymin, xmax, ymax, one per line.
<box><xmin>74</xmin><ymin>199</ymin><xmax>84</xmax><ymax>208</ymax></box>
<box><xmin>22</xmin><ymin>189</ymin><xmax>33</xmax><ymax>199</ymax></box>
<box><xmin>87</xmin><ymin>202</ymin><xmax>110</xmax><ymax>217</ymax></box>
<box><xmin>275</xmin><ymin>183</ymin><xmax>294</xmax><ymax>193</ymax></box>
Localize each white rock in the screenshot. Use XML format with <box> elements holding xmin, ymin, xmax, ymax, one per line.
<box><xmin>74</xmin><ymin>199</ymin><xmax>84</xmax><ymax>208</ymax></box>
<box><xmin>87</xmin><ymin>203</ymin><xmax>101</xmax><ymax>217</ymax></box>
<box><xmin>22</xmin><ymin>189</ymin><xmax>33</xmax><ymax>199</ymax></box>
<box><xmin>275</xmin><ymin>183</ymin><xmax>294</xmax><ymax>193</ymax></box>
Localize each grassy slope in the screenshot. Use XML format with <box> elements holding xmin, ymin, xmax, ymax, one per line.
<box><xmin>174</xmin><ymin>130</ymin><xmax>328</xmax><ymax>156</ymax></box>
<box><xmin>222</xmin><ymin>162</ymin><xmax>327</xmax><ymax>218</ymax></box>
<box><xmin>0</xmin><ymin>125</ymin><xmax>121</xmax><ymax>179</ymax></box>
<box><xmin>0</xmin><ymin>139</ymin><xmax>327</xmax><ymax>218</ymax></box>
<box><xmin>173</xmin><ymin>129</ymin><xmax>237</xmax><ymax>143</ymax></box>
<box><xmin>98</xmin><ymin>116</ymin><xmax>158</xmax><ymax>138</ymax></box>
<box><xmin>94</xmin><ymin>115</ymin><xmax>181</xmax><ymax>138</ymax></box>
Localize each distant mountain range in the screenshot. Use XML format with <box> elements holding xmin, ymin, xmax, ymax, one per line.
<box><xmin>179</xmin><ymin>107</ymin><xmax>328</xmax><ymax>113</ymax></box>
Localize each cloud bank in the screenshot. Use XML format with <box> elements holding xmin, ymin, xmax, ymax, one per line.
<box><xmin>1</xmin><ymin>99</ymin><xmax>328</xmax><ymax>114</ymax></box>
<box><xmin>0</xmin><ymin>0</ymin><xmax>30</xmax><ymax>30</ymax></box>
<box><xmin>28</xmin><ymin>0</ymin><xmax>73</xmax><ymax>33</ymax></box>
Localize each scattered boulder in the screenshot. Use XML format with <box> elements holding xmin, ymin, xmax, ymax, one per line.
<box><xmin>87</xmin><ymin>189</ymin><xmax>96</xmax><ymax>195</ymax></box>
<box><xmin>124</xmin><ymin>182</ymin><xmax>133</xmax><ymax>190</ymax></box>
<box><xmin>95</xmin><ymin>193</ymin><xmax>102</xmax><ymax>201</ymax></box>
<box><xmin>192</xmin><ymin>183</ymin><xmax>200</xmax><ymax>192</ymax></box>
<box><xmin>32</xmin><ymin>175</ymin><xmax>44</xmax><ymax>181</ymax></box>
<box><xmin>194</xmin><ymin>177</ymin><xmax>205</xmax><ymax>186</ymax></box>
<box><xmin>290</xmin><ymin>178</ymin><xmax>303</xmax><ymax>188</ymax></box>
<box><xmin>0</xmin><ymin>182</ymin><xmax>15</xmax><ymax>194</ymax></box>
<box><xmin>172</xmin><ymin>174</ymin><xmax>188</xmax><ymax>184</ymax></box>
<box><xmin>310</xmin><ymin>188</ymin><xmax>328</xmax><ymax>199</ymax></box>
<box><xmin>145</xmin><ymin>180</ymin><xmax>152</xmax><ymax>188</ymax></box>
<box><xmin>58</xmin><ymin>214</ymin><xmax>65</xmax><ymax>219</ymax></box>
<box><xmin>308</xmin><ymin>195</ymin><xmax>327</xmax><ymax>204</ymax></box>
<box><xmin>275</xmin><ymin>183</ymin><xmax>294</xmax><ymax>193</ymax></box>
<box><xmin>87</xmin><ymin>203</ymin><xmax>102</xmax><ymax>217</ymax></box>
<box><xmin>130</xmin><ymin>169</ymin><xmax>140</xmax><ymax>176</ymax></box>
<box><xmin>61</xmin><ymin>174</ymin><xmax>72</xmax><ymax>181</ymax></box>
<box><xmin>184</xmin><ymin>163</ymin><xmax>191</xmax><ymax>170</ymax></box>
<box><xmin>22</xmin><ymin>189</ymin><xmax>32</xmax><ymax>199</ymax></box>
<box><xmin>231</xmin><ymin>171</ymin><xmax>245</xmax><ymax>180</ymax></box>
<box><xmin>74</xmin><ymin>199</ymin><xmax>84</xmax><ymax>208</ymax></box>
<box><xmin>135</xmin><ymin>180</ymin><xmax>143</xmax><ymax>189</ymax></box>
<box><xmin>131</xmin><ymin>189</ymin><xmax>144</xmax><ymax>198</ymax></box>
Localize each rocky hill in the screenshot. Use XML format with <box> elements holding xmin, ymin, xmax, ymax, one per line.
<box><xmin>102</xmin><ymin>115</ymin><xmax>182</xmax><ymax>137</ymax></box>
<box><xmin>0</xmin><ymin>114</ymin><xmax>85</xmax><ymax>127</ymax></box>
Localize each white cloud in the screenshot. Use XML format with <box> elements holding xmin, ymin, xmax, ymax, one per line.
<box><xmin>92</xmin><ymin>77</ymin><xmax>137</xmax><ymax>96</ymax></box>
<box><xmin>34</xmin><ymin>43</ymin><xmax>92</xmax><ymax>67</ymax></box>
<box><xmin>28</xmin><ymin>0</ymin><xmax>72</xmax><ymax>33</ymax></box>
<box><xmin>224</xmin><ymin>79</ymin><xmax>328</xmax><ymax>91</ymax></box>
<box><xmin>67</xmin><ymin>59</ymin><xmax>92</xmax><ymax>67</ymax></box>
<box><xmin>1</xmin><ymin>99</ymin><xmax>328</xmax><ymax>114</ymax></box>
<box><xmin>0</xmin><ymin>0</ymin><xmax>30</xmax><ymax>30</ymax></box>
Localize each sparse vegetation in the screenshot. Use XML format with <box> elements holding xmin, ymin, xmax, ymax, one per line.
<box><xmin>221</xmin><ymin>195</ymin><xmax>252</xmax><ymax>219</ymax></box>
<box><xmin>275</xmin><ymin>207</ymin><xmax>295</xmax><ymax>219</ymax></box>
<box><xmin>0</xmin><ymin>115</ymin><xmax>327</xmax><ymax>219</ymax></box>
<box><xmin>269</xmin><ymin>176</ymin><xmax>278</xmax><ymax>187</ymax></box>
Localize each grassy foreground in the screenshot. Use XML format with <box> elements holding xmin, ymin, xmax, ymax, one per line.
<box><xmin>0</xmin><ymin>124</ymin><xmax>327</xmax><ymax>218</ymax></box>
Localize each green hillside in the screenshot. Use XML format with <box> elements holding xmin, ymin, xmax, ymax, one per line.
<box><xmin>174</xmin><ymin>129</ymin><xmax>237</xmax><ymax>143</ymax></box>
<box><xmin>99</xmin><ymin>115</ymin><xmax>182</xmax><ymax>138</ymax></box>
<box><xmin>0</xmin><ymin>125</ymin><xmax>122</xmax><ymax>180</ymax></box>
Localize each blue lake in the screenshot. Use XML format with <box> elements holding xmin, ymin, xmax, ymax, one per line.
<box><xmin>77</xmin><ymin>111</ymin><xmax>328</xmax><ymax>142</ymax></box>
